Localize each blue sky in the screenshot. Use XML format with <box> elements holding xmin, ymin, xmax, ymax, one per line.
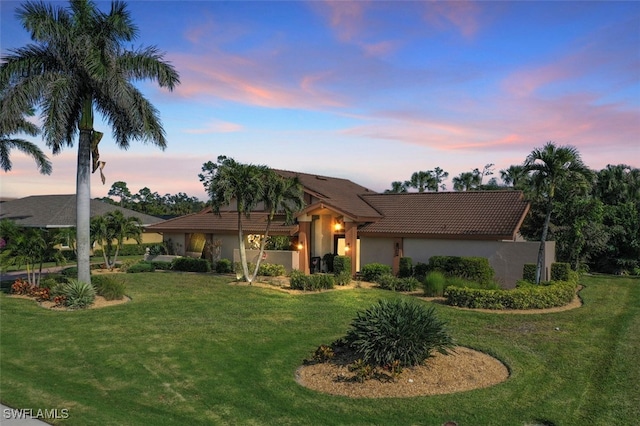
<box><xmin>2</xmin><ymin>0</ymin><xmax>639</xmax><ymax>201</ymax></box>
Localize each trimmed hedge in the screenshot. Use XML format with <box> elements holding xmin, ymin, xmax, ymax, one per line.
<box><xmin>171</xmin><ymin>257</ymin><xmax>211</xmax><ymax>273</ymax></box>
<box><xmin>360</xmin><ymin>263</ymin><xmax>392</xmax><ymax>282</ymax></box>
<box><xmin>551</xmin><ymin>262</ymin><xmax>571</xmax><ymax>282</ymax></box>
<box><xmin>376</xmin><ymin>274</ymin><xmax>420</xmax><ymax>292</ymax></box>
<box><xmin>445</xmin><ymin>279</ymin><xmax>576</xmax><ymax>310</ymax></box>
<box><xmin>523</xmin><ymin>263</ymin><xmax>537</xmax><ymax>282</ymax></box>
<box><xmin>429</xmin><ymin>256</ymin><xmax>495</xmax><ymax>286</ymax></box>
<box><xmin>289</xmin><ymin>270</ymin><xmax>335</xmax><ymax>291</ymax></box>
<box><xmin>215</xmin><ymin>259</ymin><xmax>233</xmax><ymax>273</ymax></box>
<box><xmin>126</xmin><ymin>262</ymin><xmax>156</xmax><ymax>273</ymax></box>
<box><xmin>257</xmin><ymin>262</ymin><xmax>286</xmax><ymax>277</ymax></box>
<box><xmin>398</xmin><ymin>257</ymin><xmax>413</xmax><ymax>278</ymax></box>
<box><xmin>333</xmin><ymin>255</ymin><xmax>351</xmax><ymax>285</ymax></box>
<box><xmin>93</xmin><ymin>242</ymin><xmax>159</xmax><ymax>257</ymax></box>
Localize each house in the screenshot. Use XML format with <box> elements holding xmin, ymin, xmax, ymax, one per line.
<box><xmin>147</xmin><ymin>170</ymin><xmax>555</xmax><ymax>288</ymax></box>
<box><xmin>0</xmin><ymin>194</ymin><xmax>164</xmax><ymax>246</ymax></box>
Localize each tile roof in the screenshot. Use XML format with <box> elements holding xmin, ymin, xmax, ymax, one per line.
<box><xmin>273</xmin><ymin>169</ymin><xmax>382</xmax><ymax>220</ymax></box>
<box><xmin>0</xmin><ymin>195</ymin><xmax>164</xmax><ymax>227</ymax></box>
<box><xmin>358</xmin><ymin>191</ymin><xmax>529</xmax><ymax>240</ymax></box>
<box><xmin>147</xmin><ymin>208</ymin><xmax>296</xmax><ymax>235</ymax></box>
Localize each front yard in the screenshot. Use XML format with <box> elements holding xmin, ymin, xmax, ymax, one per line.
<box><xmin>0</xmin><ymin>273</ymin><xmax>638</xmax><ymax>425</ymax></box>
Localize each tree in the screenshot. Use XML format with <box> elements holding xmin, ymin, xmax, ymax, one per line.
<box><xmin>384</xmin><ymin>181</ymin><xmax>408</xmax><ymax>193</ymax></box>
<box><xmin>108</xmin><ymin>181</ymin><xmax>132</xmax><ymax>207</ymax></box>
<box><xmin>452</xmin><ymin>172</ymin><xmax>480</xmax><ymax>191</ymax></box>
<box><xmin>90</xmin><ymin>210</ymin><xmax>142</xmax><ymax>270</ymax></box>
<box><xmin>199</xmin><ymin>156</ymin><xmax>304</xmax><ymax>283</ymax></box>
<box><xmin>1</xmin><ymin>0</ymin><xmax>180</xmax><ymax>284</ymax></box>
<box><xmin>500</xmin><ymin>165</ymin><xmax>526</xmax><ymax>188</ymax></box>
<box><xmin>404</xmin><ymin>171</ymin><xmax>436</xmax><ymax>193</ymax></box>
<box><xmin>523</xmin><ymin>142</ymin><xmax>592</xmax><ymax>284</ymax></box>
<box><xmin>432</xmin><ymin>167</ymin><xmax>449</xmax><ymax>191</ymax></box>
<box><xmin>0</xmin><ymin>103</ymin><xmax>51</xmax><ymax>175</ymax></box>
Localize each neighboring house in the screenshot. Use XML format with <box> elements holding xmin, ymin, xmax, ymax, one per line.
<box><xmin>147</xmin><ymin>170</ymin><xmax>555</xmax><ymax>288</ymax></box>
<box><xmin>0</xmin><ymin>194</ymin><xmax>164</xmax><ymax>248</ymax></box>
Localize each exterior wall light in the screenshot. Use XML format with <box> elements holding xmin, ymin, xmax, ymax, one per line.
<box><xmin>297</xmin><ymin>243</ymin><xmax>303</xmax><ymax>250</ymax></box>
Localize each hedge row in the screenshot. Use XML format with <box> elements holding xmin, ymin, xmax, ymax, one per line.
<box><xmin>289</xmin><ymin>270</ymin><xmax>335</xmax><ymax>291</ymax></box>
<box><xmin>428</xmin><ymin>256</ymin><xmax>495</xmax><ymax>286</ymax></box>
<box><xmin>445</xmin><ymin>277</ymin><xmax>577</xmax><ymax>310</ymax></box>
<box><xmin>93</xmin><ymin>242</ymin><xmax>160</xmax><ymax>257</ymax></box>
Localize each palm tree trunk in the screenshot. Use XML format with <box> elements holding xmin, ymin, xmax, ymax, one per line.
<box><xmin>250</xmin><ymin>218</ymin><xmax>272</xmax><ymax>283</ymax></box>
<box><xmin>237</xmin><ymin>213</ymin><xmax>250</xmax><ymax>283</ymax></box>
<box><xmin>76</xmin><ymin>127</ymin><xmax>92</xmax><ymax>284</ymax></box>
<box><xmin>536</xmin><ymin>204</ymin><xmax>553</xmax><ymax>284</ymax></box>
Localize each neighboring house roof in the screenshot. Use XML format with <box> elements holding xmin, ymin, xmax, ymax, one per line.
<box><xmin>273</xmin><ymin>169</ymin><xmax>382</xmax><ymax>220</ymax></box>
<box><xmin>0</xmin><ymin>194</ymin><xmax>164</xmax><ymax>227</ymax></box>
<box><xmin>147</xmin><ymin>208</ymin><xmax>296</xmax><ymax>235</ymax></box>
<box><xmin>358</xmin><ymin>191</ymin><xmax>530</xmax><ymax>240</ymax></box>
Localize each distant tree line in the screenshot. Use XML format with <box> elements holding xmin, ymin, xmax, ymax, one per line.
<box><xmin>386</xmin><ymin>144</ymin><xmax>640</xmax><ymax>275</ymax></box>
<box><xmin>96</xmin><ymin>181</ymin><xmax>205</xmax><ymax>217</ymax></box>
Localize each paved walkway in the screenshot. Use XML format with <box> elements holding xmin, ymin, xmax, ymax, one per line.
<box><xmin>1</xmin><ymin>404</ymin><xmax>51</xmax><ymax>425</ymax></box>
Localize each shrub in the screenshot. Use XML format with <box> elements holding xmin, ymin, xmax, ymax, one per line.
<box><xmin>413</xmin><ymin>262</ymin><xmax>429</xmax><ymax>280</ymax></box>
<box><xmin>523</xmin><ymin>263</ymin><xmax>537</xmax><ymax>283</ymax></box>
<box><xmin>126</xmin><ymin>262</ymin><xmax>156</xmax><ymax>273</ymax></box>
<box><xmin>60</xmin><ymin>279</ymin><xmax>96</xmax><ymax>309</ymax></box>
<box><xmin>288</xmin><ymin>271</ymin><xmax>334</xmax><ymax>291</ymax></box>
<box><xmin>322</xmin><ymin>253</ymin><xmax>335</xmax><ymax>273</ymax></box>
<box><xmin>289</xmin><ymin>270</ymin><xmax>307</xmax><ymax>290</ymax></box>
<box><xmin>172</xmin><ymin>257</ymin><xmax>211</xmax><ymax>273</ymax></box>
<box><xmin>398</xmin><ymin>257</ymin><xmax>413</xmax><ymax>278</ymax></box>
<box><xmin>312</xmin><ymin>344</ymin><xmax>334</xmax><ymax>363</ymax></box>
<box><xmin>60</xmin><ymin>266</ymin><xmax>78</xmax><ymax>277</ymax></box>
<box><xmin>423</xmin><ymin>271</ymin><xmax>446</xmax><ymax>297</ymax></box>
<box><xmin>215</xmin><ymin>258</ymin><xmax>233</xmax><ymax>273</ymax></box>
<box><xmin>333</xmin><ymin>255</ymin><xmax>351</xmax><ymax>285</ymax></box>
<box><xmin>91</xmin><ymin>275</ymin><xmax>126</xmax><ymax>300</ymax></box>
<box><xmin>345</xmin><ymin>299</ymin><xmax>454</xmax><ymax>367</ymax></box>
<box><xmin>429</xmin><ymin>256</ymin><xmax>495</xmax><ymax>285</ymax></box>
<box><xmin>551</xmin><ymin>262</ymin><xmax>571</xmax><ymax>282</ymax></box>
<box><xmin>258</xmin><ymin>262</ymin><xmax>286</xmax><ymax>277</ymax></box>
<box><xmin>361</xmin><ymin>263</ymin><xmax>393</xmax><ymax>282</ymax></box>
<box><xmin>397</xmin><ymin>276</ymin><xmax>420</xmax><ymax>292</ymax></box>
<box><xmin>150</xmin><ymin>261</ymin><xmax>172</xmax><ymax>270</ymax></box>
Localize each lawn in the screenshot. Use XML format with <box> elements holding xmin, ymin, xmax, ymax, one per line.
<box><xmin>0</xmin><ymin>273</ymin><xmax>638</xmax><ymax>425</ymax></box>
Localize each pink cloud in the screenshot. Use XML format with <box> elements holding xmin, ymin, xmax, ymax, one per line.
<box><xmin>422</xmin><ymin>0</ymin><xmax>482</xmax><ymax>38</ymax></box>
<box><xmin>183</xmin><ymin>119</ymin><xmax>243</xmax><ymax>134</ymax></box>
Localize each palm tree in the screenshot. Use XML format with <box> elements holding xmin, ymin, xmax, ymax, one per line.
<box><xmin>0</xmin><ymin>104</ymin><xmax>52</xmax><ymax>174</ymax></box>
<box><xmin>384</xmin><ymin>181</ymin><xmax>408</xmax><ymax>193</ymax></box>
<box><xmin>91</xmin><ymin>210</ymin><xmax>142</xmax><ymax>270</ymax></box>
<box><xmin>432</xmin><ymin>167</ymin><xmax>449</xmax><ymax>191</ymax></box>
<box><xmin>452</xmin><ymin>172</ymin><xmax>480</xmax><ymax>191</ymax></box>
<box><xmin>500</xmin><ymin>165</ymin><xmax>526</xmax><ymax>188</ymax></box>
<box><xmin>405</xmin><ymin>171</ymin><xmax>436</xmax><ymax>193</ymax></box>
<box><xmin>249</xmin><ymin>172</ymin><xmax>304</xmax><ymax>282</ymax></box>
<box><xmin>524</xmin><ymin>141</ymin><xmax>592</xmax><ymax>284</ymax></box>
<box><xmin>1</xmin><ymin>0</ymin><xmax>179</xmax><ymax>284</ymax></box>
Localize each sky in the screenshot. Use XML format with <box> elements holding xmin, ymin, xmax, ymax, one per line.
<box><xmin>1</xmin><ymin>0</ymin><xmax>639</xmax><ymax>201</ymax></box>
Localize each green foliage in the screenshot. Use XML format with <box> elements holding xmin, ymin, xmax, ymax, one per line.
<box><xmin>423</xmin><ymin>271</ymin><xmax>446</xmax><ymax>297</ymax></box>
<box><xmin>61</xmin><ymin>266</ymin><xmax>79</xmax><ymax>277</ymax></box>
<box><xmin>59</xmin><ymin>279</ymin><xmax>96</xmax><ymax>310</ymax></box>
<box><xmin>429</xmin><ymin>256</ymin><xmax>495</xmax><ymax>285</ymax></box>
<box><xmin>361</xmin><ymin>262</ymin><xmax>393</xmax><ymax>282</ymax></box>
<box><xmin>91</xmin><ymin>275</ymin><xmax>126</xmax><ymax>300</ymax></box>
<box><xmin>312</xmin><ymin>344</ymin><xmax>334</xmax><ymax>363</ymax></box>
<box><xmin>345</xmin><ymin>299</ymin><xmax>454</xmax><ymax>367</ymax></box>
<box><xmin>445</xmin><ymin>279</ymin><xmax>576</xmax><ymax>309</ymax></box>
<box><xmin>398</xmin><ymin>257</ymin><xmax>413</xmax><ymax>278</ymax></box>
<box><xmin>257</xmin><ymin>262</ymin><xmax>286</xmax><ymax>277</ymax></box>
<box><xmin>375</xmin><ymin>274</ymin><xmax>419</xmax><ymax>292</ymax></box>
<box><xmin>288</xmin><ymin>270</ymin><xmax>335</xmax><ymax>291</ymax></box>
<box><xmin>150</xmin><ymin>261</ymin><xmax>172</xmax><ymax>270</ymax></box>
<box><xmin>348</xmin><ymin>359</ymin><xmax>375</xmax><ymax>383</ymax></box>
<box><xmin>172</xmin><ymin>257</ymin><xmax>211</xmax><ymax>273</ymax></box>
<box><xmin>93</xmin><ymin>242</ymin><xmax>159</xmax><ymax>258</ymax></box>
<box><xmin>333</xmin><ymin>255</ymin><xmax>351</xmax><ymax>285</ymax></box>
<box><xmin>126</xmin><ymin>262</ymin><xmax>156</xmax><ymax>273</ymax></box>
<box><xmin>215</xmin><ymin>258</ymin><xmax>233</xmax><ymax>273</ymax></box>
<box><xmin>322</xmin><ymin>253</ymin><xmax>335</xmax><ymax>273</ymax></box>
<box><xmin>413</xmin><ymin>262</ymin><xmax>429</xmax><ymax>280</ymax></box>
<box><xmin>551</xmin><ymin>262</ymin><xmax>571</xmax><ymax>282</ymax></box>
<box><xmin>523</xmin><ymin>263</ymin><xmax>537</xmax><ymax>283</ymax></box>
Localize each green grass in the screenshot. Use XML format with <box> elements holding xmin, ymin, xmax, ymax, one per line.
<box><xmin>1</xmin><ymin>273</ymin><xmax>638</xmax><ymax>425</ymax></box>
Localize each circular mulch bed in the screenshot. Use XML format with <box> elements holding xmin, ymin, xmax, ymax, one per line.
<box><xmin>296</xmin><ymin>346</ymin><xmax>509</xmax><ymax>398</ymax></box>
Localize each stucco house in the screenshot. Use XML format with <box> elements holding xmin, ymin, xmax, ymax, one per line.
<box><xmin>0</xmin><ymin>194</ymin><xmax>164</xmax><ymax>247</ymax></box>
<box><xmin>147</xmin><ymin>170</ymin><xmax>554</xmax><ymax>288</ymax></box>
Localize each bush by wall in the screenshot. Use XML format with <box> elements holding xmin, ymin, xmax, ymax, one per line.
<box><xmin>361</xmin><ymin>263</ymin><xmax>393</xmax><ymax>282</ymax></box>
<box><xmin>413</xmin><ymin>262</ymin><xmax>429</xmax><ymax>280</ymax></box>
<box><xmin>429</xmin><ymin>256</ymin><xmax>495</xmax><ymax>286</ymax></box>
<box><xmin>151</xmin><ymin>261</ymin><xmax>172</xmax><ymax>270</ymax></box>
<box><xmin>172</xmin><ymin>257</ymin><xmax>211</xmax><ymax>273</ymax></box>
<box><xmin>523</xmin><ymin>263</ymin><xmax>537</xmax><ymax>283</ymax></box>
<box><xmin>398</xmin><ymin>257</ymin><xmax>413</xmax><ymax>278</ymax></box>
<box><xmin>257</xmin><ymin>262</ymin><xmax>286</xmax><ymax>277</ymax></box>
<box><xmin>215</xmin><ymin>259</ymin><xmax>233</xmax><ymax>274</ymax></box>
<box><xmin>551</xmin><ymin>262</ymin><xmax>571</xmax><ymax>282</ymax></box>
<box><xmin>322</xmin><ymin>253</ymin><xmax>335</xmax><ymax>273</ymax></box>
<box><xmin>93</xmin><ymin>242</ymin><xmax>159</xmax><ymax>258</ymax></box>
<box><xmin>333</xmin><ymin>255</ymin><xmax>351</xmax><ymax>285</ymax></box>
<box><xmin>126</xmin><ymin>261</ymin><xmax>156</xmax><ymax>273</ymax></box>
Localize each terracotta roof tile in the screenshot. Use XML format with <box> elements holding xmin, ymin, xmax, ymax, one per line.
<box><xmin>358</xmin><ymin>191</ymin><xmax>529</xmax><ymax>240</ymax></box>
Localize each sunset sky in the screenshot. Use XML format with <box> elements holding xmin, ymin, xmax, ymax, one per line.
<box><xmin>1</xmin><ymin>0</ymin><xmax>639</xmax><ymax>201</ymax></box>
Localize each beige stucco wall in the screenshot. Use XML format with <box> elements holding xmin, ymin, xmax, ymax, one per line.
<box><xmin>360</xmin><ymin>237</ymin><xmax>556</xmax><ymax>288</ymax></box>
<box><xmin>233</xmin><ymin>249</ymin><xmax>299</xmax><ymax>273</ymax></box>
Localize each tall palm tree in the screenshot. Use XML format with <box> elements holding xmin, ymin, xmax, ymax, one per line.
<box><xmin>432</xmin><ymin>167</ymin><xmax>449</xmax><ymax>191</ymax></box>
<box><xmin>0</xmin><ymin>105</ymin><xmax>52</xmax><ymax>174</ymax></box>
<box><xmin>524</xmin><ymin>141</ymin><xmax>592</xmax><ymax>284</ymax></box>
<box><xmin>1</xmin><ymin>0</ymin><xmax>179</xmax><ymax>284</ymax></box>
<box><xmin>500</xmin><ymin>165</ymin><xmax>526</xmax><ymax>188</ymax></box>
<box><xmin>249</xmin><ymin>172</ymin><xmax>304</xmax><ymax>282</ymax></box>
<box><xmin>405</xmin><ymin>171</ymin><xmax>435</xmax><ymax>193</ymax></box>
<box><xmin>452</xmin><ymin>171</ymin><xmax>480</xmax><ymax>191</ymax></box>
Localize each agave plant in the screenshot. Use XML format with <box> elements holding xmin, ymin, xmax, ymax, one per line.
<box><xmin>61</xmin><ymin>279</ymin><xmax>96</xmax><ymax>310</ymax></box>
